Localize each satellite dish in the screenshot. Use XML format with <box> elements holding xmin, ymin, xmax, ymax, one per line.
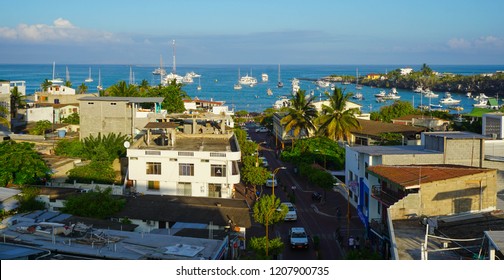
<box><xmin>123</xmin><ymin>141</ymin><xmax>130</xmax><ymax>149</ymax></box>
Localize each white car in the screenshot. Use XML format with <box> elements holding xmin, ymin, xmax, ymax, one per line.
<box><xmin>289</xmin><ymin>227</ymin><xmax>309</xmax><ymax>249</ymax></box>
<box><xmin>258</xmin><ymin>156</ymin><xmax>269</xmax><ymax>168</ymax></box>
<box><xmin>280</xmin><ymin>202</ymin><xmax>297</xmax><ymax>221</ymax></box>
<box><xmin>255</xmin><ymin>127</ymin><xmax>269</xmax><ymax>133</ymax></box>
<box><xmin>265</xmin><ymin>178</ymin><xmax>277</xmax><ymax>187</ymax></box>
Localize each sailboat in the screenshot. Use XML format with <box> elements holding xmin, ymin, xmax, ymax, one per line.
<box><xmin>49</xmin><ymin>61</ymin><xmax>63</xmax><ymax>84</ymax></box>
<box><xmin>197</xmin><ymin>77</ymin><xmax>202</xmax><ymax>91</ymax></box>
<box><xmin>65</xmin><ymin>66</ymin><xmax>70</xmax><ymax>83</ymax></box>
<box><xmin>355</xmin><ymin>68</ymin><xmax>362</xmax><ymax>90</ymax></box>
<box><xmin>97</xmin><ymin>69</ymin><xmax>103</xmax><ymax>91</ymax></box>
<box><xmin>129</xmin><ymin>66</ymin><xmax>136</xmax><ymax>85</ymax></box>
<box><xmin>152</xmin><ymin>55</ymin><xmax>167</xmax><ymax>75</ymax></box>
<box><xmin>277</xmin><ymin>64</ymin><xmax>283</xmax><ymax>88</ymax></box>
<box><xmin>234</xmin><ymin>68</ymin><xmax>242</xmax><ymax>90</ymax></box>
<box><xmin>85</xmin><ymin>67</ymin><xmax>93</xmax><ymax>83</ymax></box>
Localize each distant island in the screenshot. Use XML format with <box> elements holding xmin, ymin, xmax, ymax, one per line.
<box><xmin>327</xmin><ymin>64</ymin><xmax>504</xmax><ymax>97</ymax></box>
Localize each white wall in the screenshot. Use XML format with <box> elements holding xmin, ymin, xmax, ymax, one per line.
<box><xmin>27</xmin><ymin>107</ymin><xmax>53</xmax><ymax>122</ymax></box>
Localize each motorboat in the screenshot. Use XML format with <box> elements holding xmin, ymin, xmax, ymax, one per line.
<box><xmin>352</xmin><ymin>92</ymin><xmax>364</xmax><ymax>100</ymax></box>
<box><xmin>262</xmin><ymin>73</ymin><xmax>269</xmax><ymax>82</ymax></box>
<box><xmin>473</xmin><ymin>99</ymin><xmax>488</xmax><ymax>108</ymax></box>
<box><xmin>186</xmin><ymin>71</ymin><xmax>201</xmax><ymax>78</ymax></box>
<box><xmin>423</xmin><ymin>90</ymin><xmax>439</xmax><ymax>98</ymax></box>
<box><xmin>439</xmin><ymin>93</ymin><xmax>461</xmax><ymax>105</ymax></box>
<box><xmin>413</xmin><ymin>86</ymin><xmax>423</xmax><ymax>93</ymax></box>
<box><xmin>267</xmin><ymin>88</ymin><xmax>273</xmax><ymax>96</ymax></box>
<box><xmin>374</xmin><ymin>90</ymin><xmax>386</xmax><ymax>98</ymax></box>
<box><xmin>316</xmin><ymin>80</ymin><xmax>330</xmax><ymax>88</ymax></box>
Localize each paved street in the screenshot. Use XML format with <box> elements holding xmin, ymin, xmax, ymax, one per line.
<box><xmin>236</xmin><ymin>123</ymin><xmax>366</xmax><ymax>260</ymax></box>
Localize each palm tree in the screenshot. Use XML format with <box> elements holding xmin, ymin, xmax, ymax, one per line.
<box><xmin>41</xmin><ymin>79</ymin><xmax>52</xmax><ymax>92</ymax></box>
<box><xmin>77</xmin><ymin>83</ymin><xmax>88</xmax><ymax>94</ymax></box>
<box><xmin>106</xmin><ymin>81</ymin><xmax>139</xmax><ymax>97</ymax></box>
<box><xmin>280</xmin><ymin>89</ymin><xmax>318</xmax><ymax>147</ymax></box>
<box><xmin>10</xmin><ymin>86</ymin><xmax>26</xmax><ymax>118</ymax></box>
<box><xmin>316</xmin><ymin>87</ymin><xmax>361</xmax><ymax>142</ymax></box>
<box><xmin>64</xmin><ymin>80</ymin><xmax>73</xmax><ymax>88</ymax></box>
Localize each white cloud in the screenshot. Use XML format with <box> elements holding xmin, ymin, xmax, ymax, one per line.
<box><xmin>0</xmin><ymin>18</ymin><xmax>125</xmax><ymax>44</ymax></box>
<box><xmin>448</xmin><ymin>36</ymin><xmax>504</xmax><ymax>50</ymax></box>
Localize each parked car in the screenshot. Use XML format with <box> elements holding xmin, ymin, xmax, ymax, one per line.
<box><xmin>255</xmin><ymin>127</ymin><xmax>269</xmax><ymax>133</ymax></box>
<box><xmin>289</xmin><ymin>227</ymin><xmax>309</xmax><ymax>249</ymax></box>
<box><xmin>279</xmin><ymin>202</ymin><xmax>297</xmax><ymax>221</ymax></box>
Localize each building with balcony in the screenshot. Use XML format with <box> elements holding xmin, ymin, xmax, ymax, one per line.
<box><xmin>126</xmin><ymin>118</ymin><xmax>240</xmax><ymax>199</ymax></box>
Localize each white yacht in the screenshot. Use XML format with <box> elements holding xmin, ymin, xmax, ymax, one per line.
<box><xmin>413</xmin><ymin>86</ymin><xmax>423</xmax><ymax>93</ymax></box>
<box><xmin>423</xmin><ymin>90</ymin><xmax>439</xmax><ymax>98</ymax></box>
<box><xmin>262</xmin><ymin>73</ymin><xmax>269</xmax><ymax>82</ymax></box>
<box><xmin>186</xmin><ymin>71</ymin><xmax>201</xmax><ymax>78</ymax></box>
<box><xmin>353</xmin><ymin>92</ymin><xmax>364</xmax><ymax>100</ymax></box>
<box><xmin>439</xmin><ymin>93</ymin><xmax>461</xmax><ymax>105</ymax></box>
<box><xmin>239</xmin><ymin>74</ymin><xmax>258</xmax><ymax>86</ymax></box>
<box><xmin>473</xmin><ymin>99</ymin><xmax>488</xmax><ymax>108</ymax></box>
<box><xmin>316</xmin><ymin>80</ymin><xmax>330</xmax><ymax>88</ymax></box>
<box><xmin>374</xmin><ymin>90</ymin><xmax>386</xmax><ymax>98</ymax></box>
<box><xmin>273</xmin><ymin>97</ymin><xmax>291</xmax><ymax>109</ymax></box>
<box><xmin>291</xmin><ymin>78</ymin><xmax>300</xmax><ymax>94</ymax></box>
<box><xmin>182</xmin><ymin>73</ymin><xmax>194</xmax><ymax>83</ymax></box>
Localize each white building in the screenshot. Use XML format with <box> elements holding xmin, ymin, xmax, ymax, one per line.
<box><xmin>400</xmin><ymin>67</ymin><xmax>414</xmax><ymax>75</ymax></box>
<box><xmin>127</xmin><ymin>120</ymin><xmax>241</xmax><ymax>199</ymax></box>
<box><xmin>26</xmin><ymin>103</ymin><xmax>79</xmax><ymax>124</ymax></box>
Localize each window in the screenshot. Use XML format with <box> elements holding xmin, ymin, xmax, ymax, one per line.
<box><xmin>177</xmin><ymin>182</ymin><xmax>192</xmax><ymax>196</ymax></box>
<box><xmin>208</xmin><ymin>184</ymin><xmax>222</xmax><ymax>198</ymax></box>
<box><xmin>146</xmin><ymin>162</ymin><xmax>161</xmax><ymax>175</ymax></box>
<box><xmin>210</xmin><ymin>152</ymin><xmax>226</xmax><ymax>157</ymax></box>
<box><xmin>178</xmin><ymin>151</ymin><xmax>194</xmax><ymax>157</ymax></box>
<box><xmin>179</xmin><ymin>163</ymin><xmax>194</xmax><ymax>176</ymax></box>
<box><xmin>364</xmin><ymin>162</ymin><xmax>369</xmax><ymax>179</ymax></box>
<box><xmin>145</xmin><ymin>150</ymin><xmax>161</xmax><ymax>156</ymax></box>
<box><xmin>110</xmin><ymin>102</ymin><xmax>117</xmax><ymax>105</ymax></box>
<box><xmin>211</xmin><ymin>164</ymin><xmax>226</xmax><ymax>177</ymax></box>
<box><xmin>148</xmin><ymin>181</ymin><xmax>160</xmax><ymax>190</ymax></box>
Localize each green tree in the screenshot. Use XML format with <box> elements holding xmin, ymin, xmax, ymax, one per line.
<box><xmin>0</xmin><ymin>141</ymin><xmax>51</xmax><ymax>187</ymax></box>
<box><xmin>150</xmin><ymin>80</ymin><xmax>188</xmax><ymax>113</ymax></box>
<box><xmin>376</xmin><ymin>100</ymin><xmax>416</xmax><ymax>123</ymax></box>
<box><xmin>55</xmin><ymin>138</ymin><xmax>85</xmax><ymax>158</ymax></box>
<box><xmin>106</xmin><ymin>81</ymin><xmax>139</xmax><ymax>97</ymax></box>
<box><xmin>16</xmin><ymin>186</ymin><xmax>46</xmax><ymax>212</ymax></box>
<box><xmin>316</xmin><ymin>87</ymin><xmax>361</xmax><ymax>142</ymax></box>
<box><xmin>280</xmin><ymin>89</ymin><xmax>318</xmax><ymax>147</ymax></box>
<box><xmin>139</xmin><ymin>79</ymin><xmax>150</xmax><ymax>93</ymax></box>
<box><xmin>81</xmin><ymin>133</ymin><xmax>130</xmax><ymax>163</ymax></box>
<box><xmin>64</xmin><ymin>80</ymin><xmax>72</xmax><ymax>88</ymax></box>
<box><xmin>30</xmin><ymin>120</ymin><xmax>52</xmax><ymax>136</ymax></box>
<box><xmin>241</xmin><ymin>164</ymin><xmax>270</xmax><ymax>195</ymax></box>
<box><xmin>62</xmin><ymin>187</ymin><xmax>125</xmax><ymax>218</ymax></box>
<box><xmin>249</xmin><ymin>236</ymin><xmax>284</xmax><ymax>259</ymax></box>
<box><xmin>77</xmin><ymin>83</ymin><xmax>88</xmax><ymax>94</ymax></box>
<box><xmin>61</xmin><ymin>112</ymin><xmax>80</xmax><ymax>124</ymax></box>
<box><xmin>41</xmin><ymin>79</ymin><xmax>52</xmax><ymax>92</ymax></box>
<box><xmin>253</xmin><ymin>194</ymin><xmax>287</xmax><ymax>257</ymax></box>
<box><xmin>10</xmin><ymin>86</ymin><xmax>26</xmax><ymax>118</ymax></box>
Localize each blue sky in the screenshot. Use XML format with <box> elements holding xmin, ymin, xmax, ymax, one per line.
<box><xmin>0</xmin><ymin>0</ymin><xmax>503</xmax><ymax>65</ymax></box>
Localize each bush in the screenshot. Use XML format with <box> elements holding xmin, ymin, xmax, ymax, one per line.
<box><xmin>62</xmin><ymin>187</ymin><xmax>125</xmax><ymax>219</ymax></box>
<box><xmin>55</xmin><ymin>139</ymin><xmax>85</xmax><ymax>158</ymax></box>
<box><xmin>249</xmin><ymin>236</ymin><xmax>284</xmax><ymax>259</ymax></box>
<box><xmin>67</xmin><ymin>161</ymin><xmax>116</xmax><ymax>184</ymax></box>
<box><xmin>16</xmin><ymin>186</ymin><xmax>46</xmax><ymax>212</ymax></box>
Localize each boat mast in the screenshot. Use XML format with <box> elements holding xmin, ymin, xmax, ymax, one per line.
<box><xmin>52</xmin><ymin>61</ymin><xmax>56</xmax><ymax>81</ymax></box>
<box><xmin>65</xmin><ymin>66</ymin><xmax>70</xmax><ymax>82</ymax></box>
<box><xmin>172</xmin><ymin>39</ymin><xmax>176</xmax><ymax>74</ymax></box>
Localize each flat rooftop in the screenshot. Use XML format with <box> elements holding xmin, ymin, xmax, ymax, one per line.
<box><xmin>348</xmin><ymin>145</ymin><xmax>441</xmax><ymax>156</ymax></box>
<box><xmin>424</xmin><ymin>131</ymin><xmax>491</xmax><ymax>139</ymax></box>
<box><xmin>134</xmin><ymin>133</ymin><xmax>237</xmax><ymax>152</ymax></box>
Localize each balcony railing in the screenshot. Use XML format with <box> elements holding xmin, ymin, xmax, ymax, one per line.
<box><xmin>371</xmin><ymin>185</ymin><xmax>401</xmax><ymax>207</ymax></box>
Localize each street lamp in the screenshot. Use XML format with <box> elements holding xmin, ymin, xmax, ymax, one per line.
<box><xmin>256</xmin><ymin>141</ymin><xmax>267</xmax><ymax>167</ymax></box>
<box><xmin>271</xmin><ymin>166</ymin><xmax>286</xmax><ymax>198</ymax></box>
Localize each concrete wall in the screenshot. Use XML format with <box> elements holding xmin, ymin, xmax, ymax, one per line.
<box><xmin>79</xmin><ymin>100</ymin><xmax>132</xmax><ymax>140</ymax></box>
<box><xmin>27</xmin><ymin>107</ymin><xmax>53</xmax><ymax>123</ymax></box>
<box><xmin>419</xmin><ymin>171</ymin><xmax>497</xmax><ymax>217</ymax></box>
<box><xmin>389</xmin><ymin>193</ymin><xmax>421</xmax><ymax>220</ymax></box>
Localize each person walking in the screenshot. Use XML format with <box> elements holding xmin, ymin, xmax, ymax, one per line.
<box><xmin>348</xmin><ymin>236</ymin><xmax>355</xmax><ymax>250</ymax></box>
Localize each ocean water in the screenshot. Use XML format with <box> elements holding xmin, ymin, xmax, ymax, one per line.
<box><xmin>0</xmin><ymin>64</ymin><xmax>503</xmax><ymax>113</ymax></box>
